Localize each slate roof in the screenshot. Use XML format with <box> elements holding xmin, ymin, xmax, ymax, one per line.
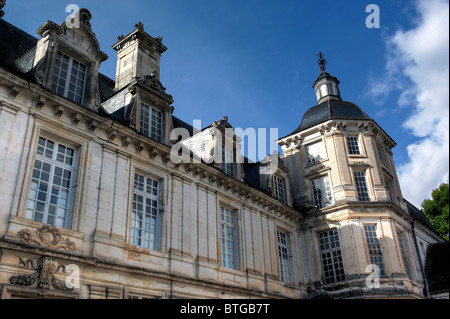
<box><xmin>404</xmin><ymin>199</ymin><xmax>440</xmax><ymax>235</ymax></box>
<box><xmin>0</xmin><ymin>18</ymin><xmax>38</xmax><ymax>74</ymax></box>
<box><xmin>290</xmin><ymin>99</ymin><xmax>371</xmax><ymax>135</ymax></box>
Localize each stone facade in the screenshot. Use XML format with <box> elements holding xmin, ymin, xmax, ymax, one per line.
<box><xmin>0</xmin><ymin>7</ymin><xmax>444</xmax><ymax>299</ymax></box>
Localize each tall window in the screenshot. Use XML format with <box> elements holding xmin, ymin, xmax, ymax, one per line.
<box><xmin>274</xmin><ymin>176</ymin><xmax>286</xmax><ymax>204</ymax></box>
<box><xmin>140</xmin><ymin>103</ymin><xmax>163</xmax><ymax>142</ymax></box>
<box><xmin>386</xmin><ymin>179</ymin><xmax>395</xmax><ymax>202</ymax></box>
<box><xmin>51</xmin><ymin>51</ymin><xmax>87</xmax><ymax>104</ymax></box>
<box><xmin>354</xmin><ymin>171</ymin><xmax>370</xmax><ymax>201</ymax></box>
<box><xmin>311</xmin><ymin>175</ymin><xmax>333</xmax><ymax>209</ymax></box>
<box><xmin>364</xmin><ymin>224</ymin><xmax>386</xmax><ymax>277</ymax></box>
<box><xmin>131</xmin><ymin>173</ymin><xmax>161</xmax><ymax>250</ymax></box>
<box><xmin>277</xmin><ymin>230</ymin><xmax>292</xmax><ymax>284</ymax></box>
<box><xmin>346</xmin><ymin>136</ymin><xmax>360</xmax><ymax>155</ymax></box>
<box><xmin>220</xmin><ymin>207</ymin><xmax>238</xmax><ymax>270</ymax></box>
<box><xmin>221</xmin><ymin>145</ymin><xmax>234</xmax><ymax>177</ymax></box>
<box><xmin>26</xmin><ymin>137</ymin><xmax>76</xmax><ymax>228</ymax></box>
<box><xmin>397</xmin><ymin>231</ymin><xmax>412</xmax><ymax>279</ymax></box>
<box><xmin>319</xmin><ymin>229</ymin><xmax>345</xmax><ymax>284</ymax></box>
<box><xmin>377</xmin><ymin>145</ymin><xmax>386</xmax><ymax>163</ymax></box>
<box><xmin>306</xmin><ymin>141</ymin><xmax>326</xmax><ymax>164</ymax></box>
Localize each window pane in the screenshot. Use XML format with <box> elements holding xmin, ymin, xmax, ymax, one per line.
<box><xmin>347</xmin><ymin>136</ymin><xmax>360</xmax><ymax>155</ymax></box>
<box><xmin>306</xmin><ymin>141</ymin><xmax>325</xmax><ymax>164</ymax></box>
<box><xmin>397</xmin><ymin>232</ymin><xmax>412</xmax><ymax>279</ymax></box>
<box><xmin>277</xmin><ymin>230</ymin><xmax>292</xmax><ymax>283</ymax></box>
<box><xmin>364</xmin><ymin>225</ymin><xmax>386</xmax><ymax>277</ymax></box>
<box><xmin>275</xmin><ymin>176</ymin><xmax>286</xmax><ymax>204</ymax></box>
<box><xmin>354</xmin><ymin>171</ymin><xmax>370</xmax><ymax>201</ymax></box>
<box><xmin>51</xmin><ymin>51</ymin><xmax>86</xmax><ymax>104</ymax></box>
<box><xmin>319</xmin><ymin>229</ymin><xmax>345</xmax><ymax>284</ymax></box>
<box><xmin>140</xmin><ymin>103</ymin><xmax>164</xmax><ymax>142</ymax></box>
<box><xmin>220</xmin><ymin>207</ymin><xmax>238</xmax><ymax>269</ymax></box>
<box><xmin>27</xmin><ymin>137</ymin><xmax>75</xmax><ymax>228</ymax></box>
<box><xmin>132</xmin><ymin>173</ymin><xmax>160</xmax><ymax>250</ymax></box>
<box><xmin>221</xmin><ymin>146</ymin><xmax>234</xmax><ymax>177</ymax></box>
<box><xmin>311</xmin><ymin>175</ymin><xmax>333</xmax><ymax>208</ymax></box>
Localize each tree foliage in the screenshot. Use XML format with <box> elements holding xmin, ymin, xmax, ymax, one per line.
<box><xmin>422</xmin><ymin>183</ymin><xmax>449</xmax><ymax>241</ymax></box>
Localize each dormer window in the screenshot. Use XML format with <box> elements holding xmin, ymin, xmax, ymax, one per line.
<box><xmin>222</xmin><ymin>145</ymin><xmax>234</xmax><ymax>177</ymax></box>
<box><xmin>51</xmin><ymin>51</ymin><xmax>87</xmax><ymax>105</ymax></box>
<box><xmin>140</xmin><ymin>103</ymin><xmax>164</xmax><ymax>142</ymax></box>
<box><xmin>274</xmin><ymin>175</ymin><xmax>287</xmax><ymax>204</ymax></box>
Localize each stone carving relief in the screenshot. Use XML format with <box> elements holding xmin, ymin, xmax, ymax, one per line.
<box><xmin>134</xmin><ymin>72</ymin><xmax>173</xmax><ymax>102</ymax></box>
<box><xmin>17</xmin><ymin>225</ymin><xmax>76</xmax><ymax>251</ymax></box>
<box><xmin>9</xmin><ymin>256</ymin><xmax>74</xmax><ymax>292</ymax></box>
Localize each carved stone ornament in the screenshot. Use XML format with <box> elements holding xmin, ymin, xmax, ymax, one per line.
<box><xmin>134</xmin><ymin>72</ymin><xmax>173</xmax><ymax>102</ymax></box>
<box><xmin>9</xmin><ymin>256</ymin><xmax>74</xmax><ymax>292</ymax></box>
<box><xmin>17</xmin><ymin>225</ymin><xmax>76</xmax><ymax>251</ymax></box>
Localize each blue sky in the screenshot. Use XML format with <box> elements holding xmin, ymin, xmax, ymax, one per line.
<box><xmin>3</xmin><ymin>0</ymin><xmax>449</xmax><ymax>206</ymax></box>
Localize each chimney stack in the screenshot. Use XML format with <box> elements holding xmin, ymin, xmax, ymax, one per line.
<box><xmin>112</xmin><ymin>22</ymin><xmax>167</xmax><ymax>91</ymax></box>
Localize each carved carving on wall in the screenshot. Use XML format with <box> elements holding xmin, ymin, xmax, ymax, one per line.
<box><xmin>9</xmin><ymin>256</ymin><xmax>74</xmax><ymax>292</ymax></box>
<box><xmin>134</xmin><ymin>73</ymin><xmax>173</xmax><ymax>101</ymax></box>
<box><xmin>16</xmin><ymin>225</ymin><xmax>76</xmax><ymax>251</ymax></box>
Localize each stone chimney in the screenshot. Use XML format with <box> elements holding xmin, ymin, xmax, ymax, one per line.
<box><xmin>112</xmin><ymin>22</ymin><xmax>167</xmax><ymax>90</ymax></box>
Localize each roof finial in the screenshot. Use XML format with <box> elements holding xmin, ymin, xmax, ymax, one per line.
<box><xmin>317</xmin><ymin>52</ymin><xmax>327</xmax><ymax>74</ymax></box>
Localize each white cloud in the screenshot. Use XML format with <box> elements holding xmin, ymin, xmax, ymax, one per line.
<box><xmin>389</xmin><ymin>0</ymin><xmax>449</xmax><ymax>207</ymax></box>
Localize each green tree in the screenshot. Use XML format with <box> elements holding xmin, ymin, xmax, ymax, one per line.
<box><xmin>421</xmin><ymin>183</ymin><xmax>449</xmax><ymax>241</ymax></box>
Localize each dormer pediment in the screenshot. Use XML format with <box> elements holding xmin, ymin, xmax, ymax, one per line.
<box><xmin>35</xmin><ymin>9</ymin><xmax>107</xmax><ymax>63</ymax></box>
<box><xmin>32</xmin><ymin>8</ymin><xmax>107</xmax><ymax>110</ymax></box>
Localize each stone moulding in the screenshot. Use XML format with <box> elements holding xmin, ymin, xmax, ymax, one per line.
<box><xmin>16</xmin><ymin>225</ymin><xmax>76</xmax><ymax>251</ymax></box>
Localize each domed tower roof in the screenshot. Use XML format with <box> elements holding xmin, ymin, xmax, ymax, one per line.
<box><xmin>287</xmin><ymin>53</ymin><xmax>371</xmax><ymax>135</ymax></box>
<box><xmin>289</xmin><ymin>99</ymin><xmax>370</xmax><ymax>135</ymax></box>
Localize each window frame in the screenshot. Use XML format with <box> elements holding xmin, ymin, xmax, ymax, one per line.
<box><xmin>277</xmin><ymin>229</ymin><xmax>293</xmax><ymax>284</ymax></box>
<box><xmin>51</xmin><ymin>51</ymin><xmax>88</xmax><ymax>105</ymax></box>
<box><xmin>363</xmin><ymin>224</ymin><xmax>387</xmax><ymax>277</ymax></box>
<box><xmin>221</xmin><ymin>145</ymin><xmax>235</xmax><ymax>177</ymax></box>
<box><xmin>318</xmin><ymin>228</ymin><xmax>345</xmax><ymax>284</ymax></box>
<box><xmin>140</xmin><ymin>102</ymin><xmax>164</xmax><ymax>143</ymax></box>
<box><xmin>130</xmin><ymin>172</ymin><xmax>163</xmax><ymax>251</ymax></box>
<box><xmin>397</xmin><ymin>231</ymin><xmax>413</xmax><ymax>279</ymax></box>
<box><xmin>219</xmin><ymin>206</ymin><xmax>239</xmax><ymax>270</ymax></box>
<box><xmin>346</xmin><ymin>135</ymin><xmax>361</xmax><ymax>155</ymax></box>
<box><xmin>305</xmin><ymin>140</ymin><xmax>326</xmax><ymax>165</ymax></box>
<box><xmin>353</xmin><ymin>170</ymin><xmax>371</xmax><ymax>202</ymax></box>
<box><xmin>311</xmin><ymin>174</ymin><xmax>333</xmax><ymax>209</ymax></box>
<box><xmin>25</xmin><ymin>136</ymin><xmax>78</xmax><ymax>229</ymax></box>
<box><xmin>274</xmin><ymin>175</ymin><xmax>287</xmax><ymax>204</ymax></box>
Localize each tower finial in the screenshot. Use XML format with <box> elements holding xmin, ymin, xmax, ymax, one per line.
<box><xmin>317</xmin><ymin>52</ymin><xmax>327</xmax><ymax>74</ymax></box>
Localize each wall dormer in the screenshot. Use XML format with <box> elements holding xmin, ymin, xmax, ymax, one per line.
<box><xmin>176</xmin><ymin>116</ymin><xmax>245</xmax><ymax>182</ymax></box>
<box><xmin>31</xmin><ymin>8</ymin><xmax>108</xmax><ymax>110</ymax></box>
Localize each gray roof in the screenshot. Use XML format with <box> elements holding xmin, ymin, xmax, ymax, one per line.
<box><xmin>290</xmin><ymin>99</ymin><xmax>371</xmax><ymax>135</ymax></box>
<box><xmin>0</xmin><ymin>18</ymin><xmax>38</xmax><ymax>74</ymax></box>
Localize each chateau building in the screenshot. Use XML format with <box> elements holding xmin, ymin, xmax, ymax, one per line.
<box><xmin>0</xmin><ymin>6</ymin><xmax>445</xmax><ymax>299</ymax></box>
